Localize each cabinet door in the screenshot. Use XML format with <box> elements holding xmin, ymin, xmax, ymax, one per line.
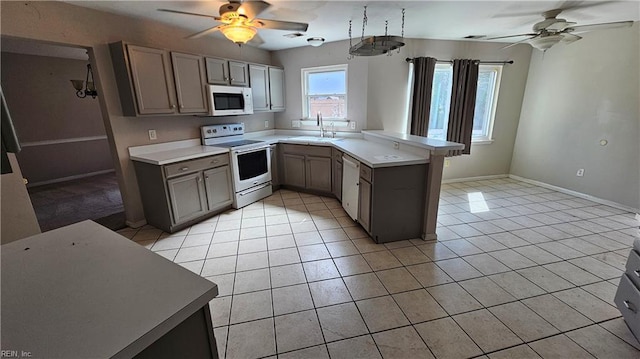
<box><xmin>126</xmin><ymin>45</ymin><xmax>176</xmax><ymax>114</ymax></box>
<box><xmin>249</xmin><ymin>64</ymin><xmax>270</xmax><ymax>111</ymax></box>
<box><xmin>268</xmin><ymin>67</ymin><xmax>285</xmax><ymax>111</ymax></box>
<box><xmin>229</xmin><ymin>61</ymin><xmax>249</xmax><ymax>87</ymax></box>
<box><xmin>306</xmin><ymin>155</ymin><xmax>332</xmax><ymax>192</ymax></box>
<box><xmin>333</xmin><ymin>160</ymin><xmax>343</xmax><ymax>201</ymax></box>
<box><xmin>167</xmin><ymin>172</ymin><xmax>207</xmax><ymax>224</ymax></box>
<box><xmin>358</xmin><ymin>179</ymin><xmax>372</xmax><ymax>233</ymax></box>
<box><xmin>171</xmin><ymin>52</ymin><xmax>208</xmax><ymax>114</ymax></box>
<box><xmin>205</xmin><ymin>57</ymin><xmax>229</xmax><ymax>85</ymax></box>
<box><xmin>203</xmin><ymin>165</ymin><xmax>233</xmax><ymax>211</ymax></box>
<box><xmin>283</xmin><ymin>153</ymin><xmax>306</xmax><ymax>188</ymax></box>
<box><xmin>270</xmin><ymin>145</ymin><xmax>279</xmax><ymax>187</ymax></box>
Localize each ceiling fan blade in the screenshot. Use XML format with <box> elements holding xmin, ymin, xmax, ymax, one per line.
<box><xmin>158</xmin><ymin>8</ymin><xmax>220</xmax><ymax>21</ymax></box>
<box><xmin>500</xmin><ymin>35</ymin><xmax>538</xmax><ymax>49</ymax></box>
<box><xmin>187</xmin><ymin>25</ymin><xmax>223</xmax><ymax>39</ymax></box>
<box><xmin>561</xmin><ymin>33</ymin><xmax>582</xmax><ymax>43</ymax></box>
<box><xmin>484</xmin><ymin>33</ymin><xmax>538</xmax><ymax>40</ymax></box>
<box><xmin>567</xmin><ymin>20</ymin><xmax>634</xmax><ymax>33</ymax></box>
<box><xmin>238</xmin><ymin>1</ymin><xmax>271</xmax><ymax>21</ymax></box>
<box><xmin>252</xmin><ymin>18</ymin><xmax>309</xmax><ymax>32</ymax></box>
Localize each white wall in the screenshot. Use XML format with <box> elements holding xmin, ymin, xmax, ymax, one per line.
<box><xmin>1</xmin><ymin>1</ymin><xmax>275</xmax><ymax>226</ymax></box>
<box><xmin>273</xmin><ymin>38</ymin><xmax>533</xmax><ymax>179</ymax></box>
<box><xmin>511</xmin><ymin>23</ymin><xmax>640</xmax><ymax>210</ymax></box>
<box><xmin>1</xmin><ymin>154</ymin><xmax>40</xmax><ymax>244</ymax></box>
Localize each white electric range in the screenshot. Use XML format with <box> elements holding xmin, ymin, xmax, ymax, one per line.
<box><xmin>201</xmin><ymin>124</ymin><xmax>272</xmax><ymax>209</ymax></box>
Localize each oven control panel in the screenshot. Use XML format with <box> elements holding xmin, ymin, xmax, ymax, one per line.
<box><xmin>201</xmin><ymin>123</ymin><xmax>244</xmax><ymax>139</ymax></box>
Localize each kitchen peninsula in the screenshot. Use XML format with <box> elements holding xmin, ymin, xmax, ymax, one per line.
<box><xmin>129</xmin><ymin>130</ymin><xmax>463</xmax><ymax>242</ymax></box>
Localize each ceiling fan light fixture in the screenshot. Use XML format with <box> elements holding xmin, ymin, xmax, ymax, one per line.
<box><xmin>220</xmin><ymin>23</ymin><xmax>257</xmax><ymax>44</ymax></box>
<box><xmin>307</xmin><ymin>37</ymin><xmax>325</xmax><ymax>47</ymax></box>
<box><xmin>529</xmin><ymin>34</ymin><xmax>563</xmax><ymax>51</ymax></box>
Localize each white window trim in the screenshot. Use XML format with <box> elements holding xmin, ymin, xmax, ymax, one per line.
<box><xmin>301</xmin><ymin>64</ymin><xmax>348</xmax><ymax>121</ymax></box>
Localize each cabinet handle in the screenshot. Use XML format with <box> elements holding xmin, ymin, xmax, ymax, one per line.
<box><xmin>211</xmin><ymin>160</ymin><xmax>219</xmax><ymax>164</ymax></box>
<box><xmin>634</xmin><ymin>270</ymin><xmax>640</xmax><ymax>278</ymax></box>
<box><xmin>230</xmin><ymin>78</ymin><xmax>234</xmax><ymax>81</ymax></box>
<box><xmin>171</xmin><ymin>104</ymin><xmax>176</xmax><ymax>109</ymax></box>
<box><xmin>205</xmin><ymin>176</ymin><xmax>209</xmax><ymax>180</ymax></box>
<box><xmin>624</xmin><ymin>300</ymin><xmax>637</xmax><ymax>313</ymax></box>
<box><xmin>197</xmin><ymin>177</ymin><xmax>201</xmax><ymax>183</ymax></box>
<box><xmin>180</xmin><ymin>104</ymin><xmax>184</xmax><ymax>109</ymax></box>
<box><xmin>224</xmin><ymin>77</ymin><xmax>228</xmax><ymax>81</ymax></box>
<box><xmin>180</xmin><ymin>167</ymin><xmax>189</xmax><ymax>171</ymax></box>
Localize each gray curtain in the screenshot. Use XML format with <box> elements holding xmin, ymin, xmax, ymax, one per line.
<box><xmin>410</xmin><ymin>57</ymin><xmax>437</xmax><ymax>136</ymax></box>
<box><xmin>447</xmin><ymin>59</ymin><xmax>479</xmax><ymax>156</ymax></box>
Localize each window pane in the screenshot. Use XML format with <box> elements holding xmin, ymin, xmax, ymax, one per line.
<box><xmin>427</xmin><ymin>67</ymin><xmax>453</xmax><ymax>140</ymax></box>
<box><xmin>472</xmin><ymin>70</ymin><xmax>496</xmax><ymax>137</ymax></box>
<box><xmin>308</xmin><ymin>71</ymin><xmax>346</xmax><ymax>95</ymax></box>
<box><xmin>308</xmin><ymin>95</ymin><xmax>346</xmax><ymax>118</ymax></box>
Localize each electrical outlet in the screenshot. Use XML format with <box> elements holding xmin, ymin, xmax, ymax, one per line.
<box><xmin>292</xmin><ymin>120</ymin><xmax>301</xmax><ymax>128</ymax></box>
<box><xmin>393</xmin><ymin>141</ymin><xmax>399</xmax><ymax>149</ymax></box>
<box><xmin>264</xmin><ymin>120</ymin><xmax>269</xmax><ymax>128</ymax></box>
<box><xmin>350</xmin><ymin>121</ymin><xmax>356</xmax><ymax>130</ymax></box>
<box><xmin>148</xmin><ymin>129</ymin><xmax>157</xmax><ymax>140</ymax></box>
<box><xmin>445</xmin><ymin>159</ymin><xmax>451</xmax><ymax>167</ymax></box>
<box><xmin>576</xmin><ymin>168</ymin><xmax>585</xmax><ymax>177</ymax></box>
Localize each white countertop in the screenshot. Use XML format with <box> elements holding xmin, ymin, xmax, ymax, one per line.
<box><xmin>1</xmin><ymin>221</ymin><xmax>218</xmax><ymax>358</ymax></box>
<box><xmin>129</xmin><ymin>130</ymin><xmax>462</xmax><ymax>168</ymax></box>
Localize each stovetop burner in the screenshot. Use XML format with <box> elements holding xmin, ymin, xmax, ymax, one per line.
<box><xmin>214</xmin><ymin>139</ymin><xmax>264</xmax><ymax>148</ymax></box>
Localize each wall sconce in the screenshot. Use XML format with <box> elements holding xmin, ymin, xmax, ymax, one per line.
<box><xmin>71</xmin><ymin>64</ymin><xmax>98</xmax><ymax>99</ymax></box>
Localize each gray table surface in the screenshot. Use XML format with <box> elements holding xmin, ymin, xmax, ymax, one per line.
<box><xmin>1</xmin><ymin>220</ymin><xmax>218</xmax><ymax>359</ymax></box>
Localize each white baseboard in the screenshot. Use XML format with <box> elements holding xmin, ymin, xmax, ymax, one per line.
<box><xmin>509</xmin><ymin>174</ymin><xmax>639</xmax><ymax>213</ymax></box>
<box><xmin>442</xmin><ymin>174</ymin><xmax>509</xmax><ymax>184</ymax></box>
<box><xmin>27</xmin><ymin>169</ymin><xmax>115</xmax><ymax>188</ymax></box>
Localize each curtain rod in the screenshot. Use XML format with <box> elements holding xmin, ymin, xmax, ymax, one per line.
<box><xmin>405</xmin><ymin>58</ymin><xmax>514</xmax><ymax>65</ymax></box>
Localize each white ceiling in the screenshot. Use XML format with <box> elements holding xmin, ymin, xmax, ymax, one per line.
<box><xmin>64</xmin><ymin>1</ymin><xmax>638</xmax><ymax>51</ymax></box>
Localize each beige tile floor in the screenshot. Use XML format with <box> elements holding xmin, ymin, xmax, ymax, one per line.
<box><xmin>118</xmin><ymin>178</ymin><xmax>640</xmax><ymax>358</ymax></box>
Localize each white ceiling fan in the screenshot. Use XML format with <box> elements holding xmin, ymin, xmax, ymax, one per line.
<box><xmin>158</xmin><ymin>0</ymin><xmax>309</xmax><ymax>45</ymax></box>
<box><xmin>484</xmin><ymin>8</ymin><xmax>633</xmax><ymax>51</ymax></box>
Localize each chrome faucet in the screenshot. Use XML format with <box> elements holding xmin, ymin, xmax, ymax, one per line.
<box><xmin>317</xmin><ymin>112</ymin><xmax>324</xmax><ymax>138</ymax></box>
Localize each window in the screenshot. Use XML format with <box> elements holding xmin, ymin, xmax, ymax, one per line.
<box><xmin>427</xmin><ymin>64</ymin><xmax>502</xmax><ymax>142</ymax></box>
<box><xmin>301</xmin><ymin>65</ymin><xmax>347</xmax><ymax>122</ymax></box>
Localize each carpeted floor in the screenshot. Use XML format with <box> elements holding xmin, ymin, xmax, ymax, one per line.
<box><xmin>28</xmin><ymin>172</ymin><xmax>126</xmax><ymax>232</ymax></box>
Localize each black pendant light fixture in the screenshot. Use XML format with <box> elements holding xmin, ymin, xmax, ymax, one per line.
<box><xmin>71</xmin><ymin>64</ymin><xmax>98</xmax><ymax>99</ymax></box>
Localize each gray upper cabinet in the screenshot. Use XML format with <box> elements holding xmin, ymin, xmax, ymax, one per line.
<box><xmin>205</xmin><ymin>57</ymin><xmax>249</xmax><ymax>87</ymax></box>
<box><xmin>268</xmin><ymin>67</ymin><xmax>285</xmax><ymax>111</ymax></box>
<box><xmin>111</xmin><ymin>43</ymin><xmax>178</xmax><ymax>116</ymax></box>
<box><xmin>171</xmin><ymin>52</ymin><xmax>208</xmax><ymax>114</ymax></box>
<box><xmin>249</xmin><ymin>65</ymin><xmax>285</xmax><ymax>112</ymax></box>
<box><xmin>249</xmin><ymin>64</ymin><xmax>269</xmax><ymax>111</ymax></box>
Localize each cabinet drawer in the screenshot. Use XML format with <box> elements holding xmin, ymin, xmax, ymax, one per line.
<box><xmin>626</xmin><ymin>250</ymin><xmax>640</xmax><ymax>288</ymax></box>
<box><xmin>614</xmin><ymin>274</ymin><xmax>640</xmax><ymax>339</ymax></box>
<box><xmin>281</xmin><ymin>144</ymin><xmax>331</xmax><ymax>158</ymax></box>
<box><xmin>360</xmin><ymin>164</ymin><xmax>372</xmax><ymax>182</ymax></box>
<box><xmin>165</xmin><ymin>154</ymin><xmax>229</xmax><ymax>178</ymax></box>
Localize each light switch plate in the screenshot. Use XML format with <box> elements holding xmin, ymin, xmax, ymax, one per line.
<box><xmin>148</xmin><ymin>129</ymin><xmax>157</xmax><ymax>140</ymax></box>
<box><xmin>350</xmin><ymin>121</ymin><xmax>356</xmax><ymax>130</ymax></box>
<box><xmin>264</xmin><ymin>120</ymin><xmax>269</xmax><ymax>128</ymax></box>
<box><xmin>292</xmin><ymin>120</ymin><xmax>301</xmax><ymax>128</ymax></box>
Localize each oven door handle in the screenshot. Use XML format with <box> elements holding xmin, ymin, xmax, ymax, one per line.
<box><xmin>234</xmin><ymin>145</ymin><xmax>270</xmax><ymax>154</ymax></box>
<box><xmin>238</xmin><ymin>182</ymin><xmax>272</xmax><ymax>196</ymax></box>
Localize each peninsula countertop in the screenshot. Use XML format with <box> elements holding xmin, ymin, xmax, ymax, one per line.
<box><xmin>1</xmin><ymin>221</ymin><xmax>218</xmax><ymax>358</ymax></box>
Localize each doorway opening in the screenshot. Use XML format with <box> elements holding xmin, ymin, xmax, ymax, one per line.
<box><xmin>1</xmin><ymin>37</ymin><xmax>125</xmax><ymax>231</ymax></box>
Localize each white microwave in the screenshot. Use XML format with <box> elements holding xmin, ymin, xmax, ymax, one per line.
<box><xmin>207</xmin><ymin>85</ymin><xmax>254</xmax><ymax>116</ymax></box>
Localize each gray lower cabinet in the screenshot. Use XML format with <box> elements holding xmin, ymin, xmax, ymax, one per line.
<box><xmin>332</xmin><ymin>149</ymin><xmax>343</xmax><ymax>201</ymax></box>
<box><xmin>281</xmin><ymin>144</ymin><xmax>332</xmax><ymax>194</ymax></box>
<box><xmin>270</xmin><ymin>144</ymin><xmax>280</xmax><ymax>188</ymax></box>
<box><xmin>357</xmin><ymin>163</ymin><xmax>428</xmax><ymax>243</ymax></box>
<box><xmin>133</xmin><ymin>153</ymin><xmax>233</xmax><ymax>232</ymax></box>
<box><xmin>167</xmin><ymin>172</ymin><xmax>208</xmax><ymax>224</ymax></box>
